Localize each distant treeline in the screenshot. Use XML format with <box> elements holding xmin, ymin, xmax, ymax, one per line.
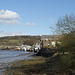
<box><xmin>0</xmin><ymin>36</ymin><xmax>41</xmax><ymax>46</ymax></box>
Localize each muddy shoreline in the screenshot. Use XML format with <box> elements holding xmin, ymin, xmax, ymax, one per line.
<box><xmin>0</xmin><ymin>51</ymin><xmax>36</xmax><ymax>75</ymax></box>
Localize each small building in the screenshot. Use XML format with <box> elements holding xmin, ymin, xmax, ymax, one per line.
<box><xmin>21</xmin><ymin>45</ymin><xmax>31</xmax><ymax>51</ymax></box>
<box><xmin>51</xmin><ymin>41</ymin><xmax>56</xmax><ymax>47</ymax></box>
<box><xmin>41</xmin><ymin>35</ymin><xmax>61</xmax><ymax>48</ymax></box>
<box><xmin>15</xmin><ymin>45</ymin><xmax>31</xmax><ymax>51</ymax></box>
<box><xmin>22</xmin><ymin>47</ymin><xmax>26</xmax><ymax>51</ymax></box>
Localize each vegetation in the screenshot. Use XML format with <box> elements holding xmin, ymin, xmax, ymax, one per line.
<box><xmin>0</xmin><ymin>35</ymin><xmax>41</xmax><ymax>46</ymax></box>
<box><xmin>4</xmin><ymin>52</ymin><xmax>75</xmax><ymax>75</ymax></box>
<box><xmin>58</xmin><ymin>32</ymin><xmax>75</xmax><ymax>54</ymax></box>
<box><xmin>23</xmin><ymin>39</ymin><xmax>37</xmax><ymax>46</ymax></box>
<box><xmin>37</xmin><ymin>48</ymin><xmax>55</xmax><ymax>57</ymax></box>
<box><xmin>56</xmin><ymin>14</ymin><xmax>75</xmax><ymax>54</ymax></box>
<box><xmin>55</xmin><ymin>14</ymin><xmax>75</xmax><ymax>74</ymax></box>
<box><xmin>56</xmin><ymin>14</ymin><xmax>75</xmax><ymax>34</ymax></box>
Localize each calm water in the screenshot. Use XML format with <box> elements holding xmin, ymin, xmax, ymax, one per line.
<box><xmin>0</xmin><ymin>50</ymin><xmax>33</xmax><ymax>63</ymax></box>
<box><xmin>0</xmin><ymin>50</ymin><xmax>35</xmax><ymax>74</ymax></box>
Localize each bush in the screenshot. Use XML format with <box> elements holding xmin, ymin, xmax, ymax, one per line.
<box><xmin>37</xmin><ymin>48</ymin><xmax>55</xmax><ymax>57</ymax></box>
<box><xmin>58</xmin><ymin>54</ymin><xmax>75</xmax><ymax>75</ymax></box>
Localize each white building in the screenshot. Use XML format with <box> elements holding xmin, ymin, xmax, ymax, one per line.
<box><xmin>51</xmin><ymin>41</ymin><xmax>56</xmax><ymax>47</ymax></box>
<box><xmin>21</xmin><ymin>45</ymin><xmax>31</xmax><ymax>51</ymax></box>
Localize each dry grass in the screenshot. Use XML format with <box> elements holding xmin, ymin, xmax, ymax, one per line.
<box><xmin>4</xmin><ymin>53</ymin><xmax>75</xmax><ymax>75</ymax></box>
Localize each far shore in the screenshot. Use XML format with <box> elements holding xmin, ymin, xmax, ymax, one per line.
<box><xmin>0</xmin><ymin>48</ymin><xmax>15</xmax><ymax>50</ymax></box>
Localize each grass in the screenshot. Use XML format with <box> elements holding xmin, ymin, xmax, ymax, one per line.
<box><xmin>4</xmin><ymin>58</ymin><xmax>46</xmax><ymax>75</ymax></box>
<box><xmin>3</xmin><ymin>50</ymin><xmax>75</xmax><ymax>75</ymax></box>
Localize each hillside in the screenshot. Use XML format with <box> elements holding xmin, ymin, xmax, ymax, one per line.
<box><xmin>0</xmin><ymin>36</ymin><xmax>41</xmax><ymax>46</ymax></box>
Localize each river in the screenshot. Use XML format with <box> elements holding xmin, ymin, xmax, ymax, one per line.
<box><xmin>0</xmin><ymin>50</ymin><xmax>35</xmax><ymax>75</ymax></box>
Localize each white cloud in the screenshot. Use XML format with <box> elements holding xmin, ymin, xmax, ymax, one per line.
<box><xmin>0</xmin><ymin>31</ymin><xmax>29</xmax><ymax>37</ymax></box>
<box><xmin>0</xmin><ymin>10</ymin><xmax>36</xmax><ymax>25</ymax></box>
<box><xmin>0</xmin><ymin>10</ymin><xmax>20</xmax><ymax>25</ymax></box>
<box><xmin>24</xmin><ymin>22</ymin><xmax>36</xmax><ymax>25</ymax></box>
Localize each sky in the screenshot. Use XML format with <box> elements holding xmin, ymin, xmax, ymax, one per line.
<box><xmin>0</xmin><ymin>0</ymin><xmax>75</xmax><ymax>37</ymax></box>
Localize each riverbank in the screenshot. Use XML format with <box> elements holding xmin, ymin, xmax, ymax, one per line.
<box><xmin>1</xmin><ymin>48</ymin><xmax>75</xmax><ymax>75</ymax></box>
<box><xmin>3</xmin><ymin>53</ymin><xmax>59</xmax><ymax>75</ymax></box>
<box><xmin>0</xmin><ymin>50</ymin><xmax>37</xmax><ymax>75</ymax></box>
<box><xmin>3</xmin><ymin>53</ymin><xmax>75</xmax><ymax>75</ymax></box>
<box><xmin>3</xmin><ymin>56</ymin><xmax>46</xmax><ymax>75</ymax></box>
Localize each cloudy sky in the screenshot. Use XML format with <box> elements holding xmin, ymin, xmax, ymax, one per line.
<box><xmin>0</xmin><ymin>0</ymin><xmax>75</xmax><ymax>37</ymax></box>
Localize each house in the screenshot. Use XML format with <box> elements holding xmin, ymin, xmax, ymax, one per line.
<box><xmin>21</xmin><ymin>45</ymin><xmax>31</xmax><ymax>51</ymax></box>
<box><xmin>15</xmin><ymin>45</ymin><xmax>31</xmax><ymax>51</ymax></box>
<box><xmin>21</xmin><ymin>47</ymin><xmax>26</xmax><ymax>51</ymax></box>
<box><xmin>41</xmin><ymin>35</ymin><xmax>61</xmax><ymax>48</ymax></box>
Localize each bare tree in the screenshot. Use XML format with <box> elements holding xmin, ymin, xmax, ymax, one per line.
<box><xmin>56</xmin><ymin>14</ymin><xmax>75</xmax><ymax>54</ymax></box>
<box><xmin>56</xmin><ymin>14</ymin><xmax>75</xmax><ymax>35</ymax></box>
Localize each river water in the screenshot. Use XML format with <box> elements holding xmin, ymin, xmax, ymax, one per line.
<box><xmin>0</xmin><ymin>50</ymin><xmax>35</xmax><ymax>75</ymax></box>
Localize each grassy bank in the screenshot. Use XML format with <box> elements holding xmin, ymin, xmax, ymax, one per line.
<box><xmin>4</xmin><ymin>55</ymin><xmax>75</xmax><ymax>75</ymax></box>
<box><xmin>3</xmin><ymin>48</ymin><xmax>75</xmax><ymax>75</ymax></box>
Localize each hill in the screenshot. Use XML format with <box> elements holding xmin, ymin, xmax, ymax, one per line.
<box><xmin>0</xmin><ymin>35</ymin><xmax>41</xmax><ymax>46</ymax></box>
